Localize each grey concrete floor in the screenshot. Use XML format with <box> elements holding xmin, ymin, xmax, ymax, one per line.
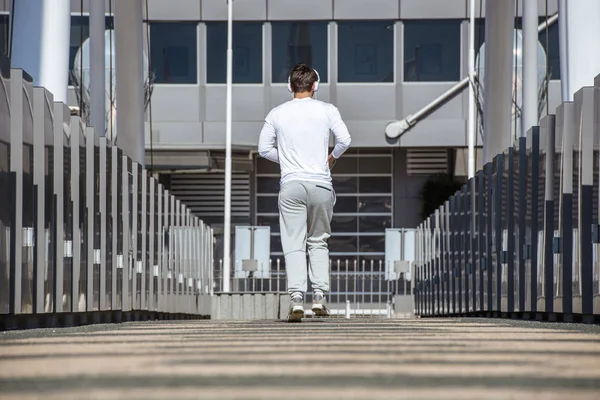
<box><xmin>0</xmin><ymin>318</ymin><xmax>599</xmax><ymax>399</ymax></box>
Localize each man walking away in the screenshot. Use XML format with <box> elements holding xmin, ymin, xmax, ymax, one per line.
<box><xmin>258</xmin><ymin>63</ymin><xmax>351</xmax><ymax>322</ymax></box>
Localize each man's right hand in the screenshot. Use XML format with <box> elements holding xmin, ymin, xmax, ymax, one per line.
<box><xmin>328</xmin><ymin>153</ymin><xmax>336</xmax><ymax>170</ymax></box>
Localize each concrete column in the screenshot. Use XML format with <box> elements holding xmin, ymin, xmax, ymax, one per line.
<box><xmin>90</xmin><ymin>0</ymin><xmax>106</xmax><ymax>136</ymax></box>
<box><xmin>10</xmin><ymin>0</ymin><xmax>70</xmax><ymax>103</ymax></box>
<box><xmin>114</xmin><ymin>0</ymin><xmax>145</xmax><ymax>166</ymax></box>
<box><xmin>559</xmin><ymin>0</ymin><xmax>600</xmax><ymax>101</ymax></box>
<box><xmin>483</xmin><ymin>0</ymin><xmax>515</xmax><ymax>163</ymax></box>
<box><xmin>522</xmin><ymin>0</ymin><xmax>538</xmax><ymax>136</ymax></box>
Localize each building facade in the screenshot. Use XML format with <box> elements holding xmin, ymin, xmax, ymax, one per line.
<box><xmin>0</xmin><ymin>0</ymin><xmax>563</xmax><ymax>266</ymax></box>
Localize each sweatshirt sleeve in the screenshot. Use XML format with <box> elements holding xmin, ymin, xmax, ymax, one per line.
<box><xmin>327</xmin><ymin>104</ymin><xmax>351</xmax><ymax>159</ymax></box>
<box><xmin>257</xmin><ymin>112</ymin><xmax>279</xmax><ymax>163</ymax></box>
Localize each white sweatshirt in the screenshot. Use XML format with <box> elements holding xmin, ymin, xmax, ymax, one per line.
<box><xmin>258</xmin><ymin>97</ymin><xmax>352</xmax><ymax>185</ymax></box>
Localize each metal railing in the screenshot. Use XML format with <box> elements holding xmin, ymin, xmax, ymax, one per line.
<box><xmin>214</xmin><ymin>258</ymin><xmax>412</xmax><ymax>318</ymax></box>
<box><xmin>0</xmin><ymin>64</ymin><xmax>213</xmax><ymax>328</ymax></box>
<box><xmin>414</xmin><ymin>75</ymin><xmax>600</xmax><ymax>322</ymax></box>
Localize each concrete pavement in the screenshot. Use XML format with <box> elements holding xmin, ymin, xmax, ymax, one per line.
<box><xmin>0</xmin><ymin>318</ymin><xmax>599</xmax><ymax>399</ymax></box>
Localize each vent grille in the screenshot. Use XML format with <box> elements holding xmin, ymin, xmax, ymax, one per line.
<box><xmin>407</xmin><ymin>149</ymin><xmax>448</xmax><ymax>176</ymax></box>
<box><xmin>169</xmin><ymin>172</ymin><xmax>250</xmax><ymax>225</ymax></box>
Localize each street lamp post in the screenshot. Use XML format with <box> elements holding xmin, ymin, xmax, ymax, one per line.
<box><xmin>223</xmin><ymin>0</ymin><xmax>233</xmax><ymax>293</ymax></box>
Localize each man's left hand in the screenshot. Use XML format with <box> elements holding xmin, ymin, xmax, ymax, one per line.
<box><xmin>328</xmin><ymin>154</ymin><xmax>336</xmax><ymax>169</ymax></box>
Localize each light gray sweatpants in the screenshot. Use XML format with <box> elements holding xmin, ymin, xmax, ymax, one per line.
<box><xmin>278</xmin><ymin>180</ymin><xmax>335</xmax><ymax>296</ymax></box>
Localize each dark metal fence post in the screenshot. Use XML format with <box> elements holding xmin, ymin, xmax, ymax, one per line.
<box><xmin>461</xmin><ymin>183</ymin><xmax>472</xmax><ymax>313</ymax></box>
<box><xmin>507</xmin><ymin>147</ymin><xmax>515</xmax><ymax>315</ymax></box>
<box><xmin>557</xmin><ymin>104</ymin><xmax>574</xmax><ymax>319</ymax></box>
<box><xmin>541</xmin><ymin>115</ymin><xmax>556</xmax><ymax>316</ymax></box>
<box><xmin>449</xmin><ymin>195</ymin><xmax>456</xmax><ymax>314</ymax></box>
<box><xmin>575</xmin><ymin>88</ymin><xmax>595</xmax><ymax>322</ymax></box>
<box><xmin>495</xmin><ymin>155</ymin><xmax>504</xmax><ymax>314</ymax></box>
<box><xmin>530</xmin><ymin>126</ymin><xmax>540</xmax><ymax>315</ymax></box>
<box><xmin>518</xmin><ymin>136</ymin><xmax>527</xmax><ymax>313</ymax></box>
<box><xmin>485</xmin><ymin>162</ymin><xmax>493</xmax><ymax>313</ymax></box>
<box><xmin>470</xmin><ymin>179</ymin><xmax>477</xmax><ymax>312</ymax></box>
<box><xmin>477</xmin><ymin>170</ymin><xmax>485</xmax><ymax>313</ymax></box>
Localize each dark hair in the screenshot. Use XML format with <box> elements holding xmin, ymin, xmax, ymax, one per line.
<box><xmin>289</xmin><ymin>63</ymin><xmax>318</xmax><ymax>93</ymax></box>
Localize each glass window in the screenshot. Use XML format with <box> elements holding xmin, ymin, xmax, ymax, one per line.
<box><xmin>538</xmin><ymin>21</ymin><xmax>560</xmax><ymax>80</ymax></box>
<box><xmin>331</xmin><ymin>215</ymin><xmax>357</xmax><ymax>233</ymax></box>
<box><xmin>257</xmin><ymin>177</ymin><xmax>280</xmax><ymax>194</ymax></box>
<box><xmin>358</xmin><ymin>176</ymin><xmax>391</xmax><ymax>193</ymax></box>
<box><xmin>334</xmin><ymin>196</ymin><xmax>358</xmax><ymax>213</ymax></box>
<box><xmin>0</xmin><ymin>14</ymin><xmax>8</xmax><ymax>56</ymax></box>
<box><xmin>404</xmin><ymin>19</ymin><xmax>461</xmax><ymax>82</ymax></box>
<box><xmin>272</xmin><ymin>21</ymin><xmax>328</xmax><ymax>83</ymax></box>
<box><xmin>70</xmin><ymin>16</ymin><xmax>114</xmax><ymax>85</ymax></box>
<box><xmin>475</xmin><ymin>17</ymin><xmax>561</xmax><ymax>80</ymax></box>
<box><xmin>329</xmin><ymin>236</ymin><xmax>358</xmax><ymax>253</ymax></box>
<box><xmin>257</xmin><ymin>196</ymin><xmax>278</xmax><ymax>213</ymax></box>
<box><xmin>337</xmin><ymin>21</ymin><xmax>394</xmax><ymax>83</ymax></box>
<box><xmin>270</xmin><ymin>235</ymin><xmax>283</xmax><ymax>254</ymax></box>
<box><xmin>359</xmin><ymin>235</ymin><xmax>386</xmax><ymax>253</ymax></box>
<box><xmin>150</xmin><ymin>22</ymin><xmax>198</xmax><ymax>84</ymax></box>
<box><xmin>256</xmin><ymin>157</ymin><xmax>280</xmax><ymax>174</ymax></box>
<box><xmin>257</xmin><ymin>215</ymin><xmax>279</xmax><ymax>232</ymax></box>
<box><xmin>359</xmin><ymin>196</ymin><xmax>392</xmax><ymax>213</ymax></box>
<box><xmin>358</xmin><ymin>157</ymin><xmax>392</xmax><ymax>174</ymax></box>
<box><xmin>206</xmin><ymin>22</ymin><xmax>263</xmax><ymax>83</ymax></box>
<box><xmin>332</xmin><ymin>176</ymin><xmax>358</xmax><ymax>194</ymax></box>
<box><xmin>359</xmin><ymin>216</ymin><xmax>391</xmax><ymax>233</ymax></box>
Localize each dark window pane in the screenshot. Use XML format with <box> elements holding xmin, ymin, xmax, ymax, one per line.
<box><xmin>338</xmin><ymin>21</ymin><xmax>394</xmax><ymax>83</ymax></box>
<box><xmin>404</xmin><ymin>20</ymin><xmax>461</xmax><ymax>82</ymax></box>
<box><xmin>330</xmin><ymin>156</ymin><xmax>357</xmax><ymax>173</ymax></box>
<box><xmin>207</xmin><ymin>22</ymin><xmax>263</xmax><ymax>83</ymax></box>
<box><xmin>329</xmin><ymin>235</ymin><xmax>358</xmax><ymax>253</ymax></box>
<box><xmin>332</xmin><ymin>176</ymin><xmax>357</xmax><ymax>194</ymax></box>
<box><xmin>359</xmin><ymin>235</ymin><xmax>386</xmax><ymax>253</ymax></box>
<box><xmin>358</xmin><ymin>177</ymin><xmax>391</xmax><ymax>193</ymax></box>
<box><xmin>331</xmin><ymin>215</ymin><xmax>357</xmax><ymax>233</ymax></box>
<box><xmin>270</xmin><ymin>235</ymin><xmax>283</xmax><ymax>253</ymax></box>
<box><xmin>359</xmin><ymin>216</ymin><xmax>392</xmax><ymax>233</ymax></box>
<box><xmin>256</xmin><ymin>157</ymin><xmax>280</xmax><ymax>174</ymax></box>
<box><xmin>69</xmin><ymin>16</ymin><xmax>114</xmax><ymax>85</ymax></box>
<box><xmin>334</xmin><ymin>196</ymin><xmax>357</xmax><ymax>213</ymax></box>
<box><xmin>272</xmin><ymin>21</ymin><xmax>328</xmax><ymax>83</ymax></box>
<box><xmin>0</xmin><ymin>15</ymin><xmax>8</xmax><ymax>56</ymax></box>
<box><xmin>150</xmin><ymin>22</ymin><xmax>197</xmax><ymax>84</ymax></box>
<box><xmin>358</xmin><ymin>157</ymin><xmax>392</xmax><ymax>174</ymax></box>
<box><xmin>359</xmin><ymin>196</ymin><xmax>392</xmax><ymax>213</ymax></box>
<box><xmin>257</xmin><ymin>177</ymin><xmax>280</xmax><ymax>193</ymax></box>
<box><xmin>538</xmin><ymin>21</ymin><xmax>560</xmax><ymax>80</ymax></box>
<box><xmin>257</xmin><ymin>215</ymin><xmax>279</xmax><ymax>232</ymax></box>
<box><xmin>257</xmin><ymin>196</ymin><xmax>279</xmax><ymax>213</ymax></box>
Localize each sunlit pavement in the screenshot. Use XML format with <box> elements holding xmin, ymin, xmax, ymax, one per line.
<box><xmin>1</xmin><ymin>318</ymin><xmax>599</xmax><ymax>399</ymax></box>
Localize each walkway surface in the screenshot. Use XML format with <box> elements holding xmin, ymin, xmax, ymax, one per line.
<box><xmin>0</xmin><ymin>318</ymin><xmax>599</xmax><ymax>399</ymax></box>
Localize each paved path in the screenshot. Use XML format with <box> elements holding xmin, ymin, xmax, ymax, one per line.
<box><xmin>0</xmin><ymin>318</ymin><xmax>599</xmax><ymax>399</ymax></box>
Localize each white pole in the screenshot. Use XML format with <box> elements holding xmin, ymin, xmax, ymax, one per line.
<box><xmin>90</xmin><ymin>0</ymin><xmax>106</xmax><ymax>136</ymax></box>
<box><xmin>10</xmin><ymin>0</ymin><xmax>71</xmax><ymax>103</ymax></box>
<box><xmin>522</xmin><ymin>0</ymin><xmax>538</xmax><ymax>136</ymax></box>
<box><xmin>223</xmin><ymin>0</ymin><xmax>233</xmax><ymax>293</ymax></box>
<box><xmin>114</xmin><ymin>0</ymin><xmax>145</xmax><ymax>166</ymax></box>
<box><xmin>559</xmin><ymin>0</ymin><xmax>600</xmax><ymax>102</ymax></box>
<box><xmin>467</xmin><ymin>0</ymin><xmax>476</xmax><ymax>180</ymax></box>
<box><xmin>467</xmin><ymin>0</ymin><xmax>476</xmax><ymax>232</ymax></box>
<box><xmin>483</xmin><ymin>0</ymin><xmax>515</xmax><ymax>163</ymax></box>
